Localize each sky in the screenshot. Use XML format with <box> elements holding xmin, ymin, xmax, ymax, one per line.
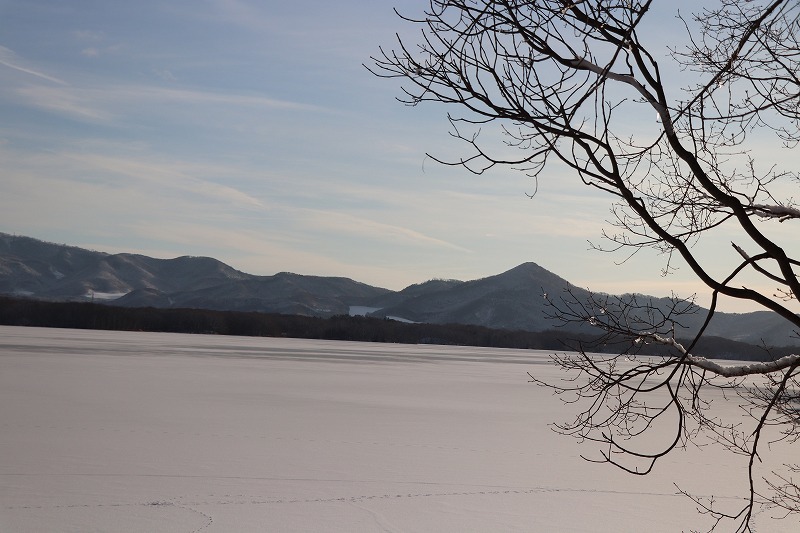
<box><xmin>0</xmin><ymin>0</ymin><xmax>794</xmax><ymax>313</ymax></box>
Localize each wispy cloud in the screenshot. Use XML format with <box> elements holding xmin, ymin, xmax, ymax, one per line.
<box><xmin>58</xmin><ymin>151</ymin><xmax>266</xmax><ymax>210</ymax></box>
<box><xmin>12</xmin><ymin>82</ymin><xmax>329</xmax><ymax>124</ymax></box>
<box><xmin>130</xmin><ymin>85</ymin><xmax>328</xmax><ymax>112</ymax></box>
<box><xmin>439</xmin><ymin>189</ymin><xmax>608</xmax><ymax>239</ymax></box>
<box><xmin>296</xmin><ymin>208</ymin><xmax>473</xmax><ymax>253</ymax></box>
<box><xmin>127</xmin><ymin>222</ymin><xmax>296</xmax><ymax>258</ymax></box>
<box><xmin>0</xmin><ymin>45</ymin><xmax>66</xmax><ymax>85</ymax></box>
<box><xmin>16</xmin><ymin>86</ymin><xmax>112</xmax><ymax>121</ymax></box>
<box><xmin>0</xmin><ymin>142</ymin><xmax>266</xmax><ymax>215</ymax></box>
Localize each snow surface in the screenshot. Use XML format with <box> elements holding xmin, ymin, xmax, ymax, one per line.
<box><xmin>0</xmin><ymin>326</ymin><xmax>797</xmax><ymax>532</ymax></box>
<box><xmin>85</xmin><ymin>291</ymin><xmax>130</xmax><ymax>301</ymax></box>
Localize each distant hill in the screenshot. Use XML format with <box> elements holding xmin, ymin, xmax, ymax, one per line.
<box><xmin>0</xmin><ymin>233</ymin><xmax>389</xmax><ymax>317</ymax></box>
<box><xmin>1</xmin><ymin>232</ymin><xmax>797</xmax><ymax>347</ymax></box>
<box><xmin>366</xmin><ymin>262</ymin><xmax>582</xmax><ymax>332</ymax></box>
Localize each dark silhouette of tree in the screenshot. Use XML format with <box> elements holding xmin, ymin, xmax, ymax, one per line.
<box><xmin>370</xmin><ymin>1</ymin><xmax>800</xmax><ymax>530</ymax></box>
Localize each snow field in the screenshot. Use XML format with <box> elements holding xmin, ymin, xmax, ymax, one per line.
<box><xmin>0</xmin><ymin>326</ymin><xmax>797</xmax><ymax>532</ymax></box>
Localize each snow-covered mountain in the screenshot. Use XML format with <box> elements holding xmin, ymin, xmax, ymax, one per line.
<box><xmin>0</xmin><ymin>233</ymin><xmax>388</xmax><ymax>316</ymax></box>
<box><xmin>1</xmin><ymin>232</ymin><xmax>797</xmax><ymax>346</ymax></box>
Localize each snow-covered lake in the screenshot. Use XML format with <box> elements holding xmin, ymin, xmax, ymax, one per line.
<box><xmin>0</xmin><ymin>326</ymin><xmax>796</xmax><ymax>532</ymax></box>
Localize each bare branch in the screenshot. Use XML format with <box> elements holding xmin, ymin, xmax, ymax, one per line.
<box><xmin>373</xmin><ymin>0</ymin><xmax>800</xmax><ymax>529</ymax></box>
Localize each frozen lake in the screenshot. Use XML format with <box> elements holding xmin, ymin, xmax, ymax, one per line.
<box><xmin>0</xmin><ymin>326</ymin><xmax>796</xmax><ymax>532</ymax></box>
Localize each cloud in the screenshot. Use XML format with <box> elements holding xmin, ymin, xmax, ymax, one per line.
<box><xmin>295</xmin><ymin>208</ymin><xmax>472</xmax><ymax>253</ymax></box>
<box><xmin>152</xmin><ymin>69</ymin><xmax>178</xmax><ymax>82</ymax></box>
<box><xmin>12</xmin><ymin>82</ymin><xmax>329</xmax><ymax>124</ymax></box>
<box><xmin>128</xmin><ymin>222</ymin><xmax>293</xmax><ymax>257</ymax></box>
<box><xmin>0</xmin><ymin>143</ymin><xmax>266</xmax><ymax>218</ymax></box>
<box><xmin>0</xmin><ymin>45</ymin><xmax>66</xmax><ymax>85</ymax></box>
<box><xmin>57</xmin><ymin>151</ymin><xmax>266</xmax><ymax>210</ymax></box>
<box><xmin>129</xmin><ymin>86</ymin><xmax>329</xmax><ymax>113</ymax></box>
<box><xmin>438</xmin><ymin>189</ymin><xmax>608</xmax><ymax>239</ymax></box>
<box><xmin>16</xmin><ymin>86</ymin><xmax>112</xmax><ymax>121</ymax></box>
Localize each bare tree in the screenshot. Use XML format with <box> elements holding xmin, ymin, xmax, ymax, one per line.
<box><xmin>369</xmin><ymin>1</ymin><xmax>800</xmax><ymax>530</ymax></box>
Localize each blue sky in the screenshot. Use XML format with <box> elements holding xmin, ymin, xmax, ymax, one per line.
<box><xmin>0</xmin><ymin>0</ymin><xmax>789</xmax><ymax>311</ymax></box>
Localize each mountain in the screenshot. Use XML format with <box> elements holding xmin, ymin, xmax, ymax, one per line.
<box><xmin>0</xmin><ymin>233</ymin><xmax>389</xmax><ymax>316</ymax></box>
<box><xmin>365</xmin><ymin>262</ymin><xmax>584</xmax><ymax>332</ymax></box>
<box><xmin>361</xmin><ymin>264</ymin><xmax>800</xmax><ymax>346</ymax></box>
<box><xmin>1</xmin><ymin>232</ymin><xmax>797</xmax><ymax>346</ymax></box>
<box><xmin>116</xmin><ymin>273</ymin><xmax>390</xmax><ymax>316</ymax></box>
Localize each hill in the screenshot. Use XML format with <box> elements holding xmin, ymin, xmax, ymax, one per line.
<box><xmin>1</xmin><ymin>232</ymin><xmax>797</xmax><ymax>347</ymax></box>
<box><xmin>0</xmin><ymin>233</ymin><xmax>389</xmax><ymax>317</ymax></box>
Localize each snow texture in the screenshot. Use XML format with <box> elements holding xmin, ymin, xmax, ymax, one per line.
<box><xmin>0</xmin><ymin>326</ymin><xmax>797</xmax><ymax>532</ymax></box>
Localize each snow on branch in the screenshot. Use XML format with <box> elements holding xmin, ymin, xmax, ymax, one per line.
<box><xmin>686</xmin><ymin>353</ymin><xmax>800</xmax><ymax>378</ymax></box>
<box><xmin>749</xmin><ymin>204</ymin><xmax>800</xmax><ymax>222</ymax></box>
<box><xmin>634</xmin><ymin>331</ymin><xmax>800</xmax><ymax>378</ymax></box>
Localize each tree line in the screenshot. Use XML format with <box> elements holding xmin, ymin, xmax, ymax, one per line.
<box><xmin>0</xmin><ymin>295</ymin><xmax>789</xmax><ymax>361</ymax></box>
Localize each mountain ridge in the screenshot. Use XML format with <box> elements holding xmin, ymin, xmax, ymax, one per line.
<box><xmin>1</xmin><ymin>232</ymin><xmax>797</xmax><ymax>346</ymax></box>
